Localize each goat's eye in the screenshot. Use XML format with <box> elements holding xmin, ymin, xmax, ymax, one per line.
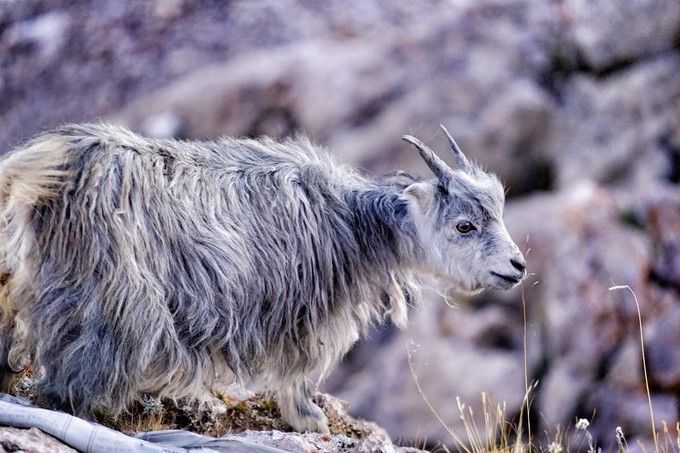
<box><xmin>456</xmin><ymin>221</ymin><xmax>476</xmax><ymax>234</ymax></box>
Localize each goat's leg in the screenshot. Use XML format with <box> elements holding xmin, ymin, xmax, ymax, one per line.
<box><xmin>277</xmin><ymin>380</ymin><xmax>329</xmax><ymax>434</ymax></box>
<box><xmin>7</xmin><ymin>312</ymin><xmax>31</xmax><ymax>372</ymax></box>
<box><xmin>0</xmin><ymin>322</ymin><xmax>9</xmax><ymax>371</ymax></box>
<box><xmin>195</xmin><ymin>390</ymin><xmax>228</xmax><ymax>415</ymax></box>
<box><xmin>0</xmin><ymin>273</ymin><xmax>12</xmax><ymax>367</ymax></box>
<box><xmin>0</xmin><ymin>317</ymin><xmax>10</xmax><ymax>392</ymax></box>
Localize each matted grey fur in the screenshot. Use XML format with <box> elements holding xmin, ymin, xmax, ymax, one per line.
<box><xmin>0</xmin><ymin>123</ymin><xmax>525</xmax><ymax>433</ymax></box>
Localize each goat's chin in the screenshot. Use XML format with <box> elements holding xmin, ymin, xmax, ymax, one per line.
<box><xmin>423</xmin><ymin>272</ymin><xmax>486</xmax><ymax>295</ymax></box>
<box><xmin>437</xmin><ymin>276</ymin><xmax>485</xmax><ymax>295</ymax></box>
<box><xmin>456</xmin><ymin>286</ymin><xmax>484</xmax><ymax>296</ymax></box>
<box><xmin>489</xmin><ymin>280</ymin><xmax>522</xmax><ymax>291</ymax></box>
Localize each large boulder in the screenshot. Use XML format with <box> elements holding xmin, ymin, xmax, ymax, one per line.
<box><xmin>561</xmin><ymin>0</ymin><xmax>680</xmax><ymax>71</ymax></box>
<box><xmin>583</xmin><ymin>384</ymin><xmax>678</xmax><ymax>445</ymax></box>
<box><xmin>1</xmin><ymin>388</ymin><xmax>420</xmax><ymax>453</ymax></box>
<box><xmin>645</xmin><ymin>302</ymin><xmax>680</xmax><ymax>392</ymax></box>
<box><xmin>642</xmin><ymin>185</ymin><xmax>680</xmax><ymax>288</ymax></box>
<box><xmin>505</xmin><ymin>183</ymin><xmax>655</xmax><ymax>430</ymax></box>
<box><xmin>545</xmin><ymin>55</ymin><xmax>680</xmax><ymax>188</ymax></box>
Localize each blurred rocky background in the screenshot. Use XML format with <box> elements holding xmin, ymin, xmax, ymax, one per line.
<box><xmin>1</xmin><ymin>0</ymin><xmax>679</xmax><ymax>450</ymax></box>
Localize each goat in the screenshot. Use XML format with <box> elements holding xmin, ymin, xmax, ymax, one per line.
<box><xmin>0</xmin><ymin>123</ymin><xmax>526</xmax><ymax>433</ymax></box>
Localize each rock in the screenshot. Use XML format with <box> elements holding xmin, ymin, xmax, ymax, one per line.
<box><xmin>642</xmin><ymin>185</ymin><xmax>680</xmax><ymax>287</ymax></box>
<box><xmin>4</xmin><ymin>12</ymin><xmax>70</xmax><ymax>61</ymax></box>
<box><xmin>2</xmin><ymin>388</ymin><xmax>416</xmax><ymax>453</ymax></box>
<box><xmin>0</xmin><ymin>426</ymin><xmax>76</xmax><ymax>453</ymax></box>
<box><xmin>606</xmin><ymin>336</ymin><xmax>644</xmax><ymax>390</ymax></box>
<box><xmin>546</xmin><ymin>55</ymin><xmax>680</xmax><ymax>188</ymax></box>
<box><xmin>583</xmin><ymin>384</ymin><xmax>678</xmax><ymax>444</ymax></box>
<box><xmin>329</xmin><ymin>293</ymin><xmax>528</xmax><ymax>446</ymax></box>
<box><xmin>646</xmin><ymin>305</ymin><xmax>680</xmax><ymax>392</ymax></box>
<box><xmin>503</xmin><ymin>181</ymin><xmax>616</xmax><ymax>283</ymax></box>
<box><xmin>501</xmin><ymin>184</ymin><xmax>654</xmax><ymax>429</ymax></box>
<box><xmin>466</xmin><ymin>79</ymin><xmax>556</xmax><ymax>195</ymax></box>
<box><xmin>625</xmin><ymin>438</ymin><xmax>660</xmax><ymax>453</ymax></box>
<box><xmin>141</xmin><ymin>427</ymin><xmax>426</xmax><ymax>453</ymax></box>
<box><xmin>221</xmin><ymin>428</ymin><xmax>421</xmax><ymax>453</ymax></box>
<box><xmin>538</xmin><ymin>363</ymin><xmax>590</xmax><ymax>430</ymax></box>
<box><xmin>562</xmin><ymin>0</ymin><xmax>680</xmax><ymax>71</ymax></box>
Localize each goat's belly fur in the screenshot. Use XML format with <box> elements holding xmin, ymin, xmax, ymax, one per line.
<box><xmin>0</xmin><ymin>124</ymin><xmax>409</xmax><ymax>431</ymax></box>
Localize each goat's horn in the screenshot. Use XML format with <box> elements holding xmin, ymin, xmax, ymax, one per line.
<box><xmin>440</xmin><ymin>124</ymin><xmax>471</xmax><ymax>170</ymax></box>
<box><xmin>402</xmin><ymin>135</ymin><xmax>451</xmax><ymax>184</ymax></box>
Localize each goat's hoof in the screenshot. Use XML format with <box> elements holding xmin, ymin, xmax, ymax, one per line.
<box><xmin>288</xmin><ymin>408</ymin><xmax>330</xmax><ymax>434</ymax></box>
<box><xmin>197</xmin><ymin>393</ymin><xmax>228</xmax><ymax>415</ymax></box>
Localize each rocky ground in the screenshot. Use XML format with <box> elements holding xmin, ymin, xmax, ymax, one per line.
<box><xmin>1</xmin><ymin>0</ymin><xmax>679</xmax><ymax>451</ymax></box>
<box><xmin>2</xmin><ymin>377</ymin><xmax>420</xmax><ymax>452</ymax></box>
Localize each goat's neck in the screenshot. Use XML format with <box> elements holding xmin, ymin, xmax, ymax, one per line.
<box><xmin>346</xmin><ymin>182</ymin><xmax>422</xmax><ymax>270</ymax></box>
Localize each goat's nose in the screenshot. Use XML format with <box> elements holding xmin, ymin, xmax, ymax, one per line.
<box><xmin>510</xmin><ymin>257</ymin><xmax>526</xmax><ymax>273</ymax></box>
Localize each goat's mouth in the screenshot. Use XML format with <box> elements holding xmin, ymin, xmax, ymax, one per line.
<box><xmin>490</xmin><ymin>271</ymin><xmax>522</xmax><ymax>286</ymax></box>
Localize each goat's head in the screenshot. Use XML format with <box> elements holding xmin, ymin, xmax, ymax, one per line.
<box><xmin>401</xmin><ymin>125</ymin><xmax>526</xmax><ymax>293</ymax></box>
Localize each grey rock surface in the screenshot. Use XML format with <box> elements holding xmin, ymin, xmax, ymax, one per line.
<box><xmin>116</xmin><ymin>1</ymin><xmax>558</xmax><ymax>195</ymax></box>
<box><xmin>546</xmin><ymin>55</ymin><xmax>680</xmax><ymax>187</ymax></box>
<box><xmin>646</xmin><ymin>305</ymin><xmax>680</xmax><ymax>392</ymax></box>
<box><xmin>331</xmin><ymin>292</ymin><xmax>528</xmax><ymax>443</ymax></box>
<box><xmin>643</xmin><ymin>186</ymin><xmax>680</xmax><ymax>287</ymax></box>
<box><xmin>584</xmin><ymin>383</ymin><xmax>678</xmax><ymax>444</ymax></box>
<box><xmin>562</xmin><ymin>0</ymin><xmax>680</xmax><ymax>71</ymax></box>
<box><xmin>1</xmin><ymin>392</ymin><xmax>420</xmax><ymax>453</ymax></box>
<box><xmin>0</xmin><ymin>427</ymin><xmax>76</xmax><ymax>453</ymax></box>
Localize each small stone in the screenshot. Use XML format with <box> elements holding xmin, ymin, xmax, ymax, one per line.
<box><xmin>0</xmin><ymin>427</ymin><xmax>76</xmax><ymax>453</ymax></box>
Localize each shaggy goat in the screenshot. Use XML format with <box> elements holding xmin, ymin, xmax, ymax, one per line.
<box><xmin>0</xmin><ymin>123</ymin><xmax>525</xmax><ymax>433</ymax></box>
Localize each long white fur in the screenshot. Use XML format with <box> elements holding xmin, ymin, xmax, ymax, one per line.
<box><xmin>0</xmin><ymin>123</ymin><xmax>525</xmax><ymax>433</ymax></box>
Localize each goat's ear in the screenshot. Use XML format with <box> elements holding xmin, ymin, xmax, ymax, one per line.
<box><xmin>402</xmin><ymin>182</ymin><xmax>437</xmax><ymax>214</ymax></box>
